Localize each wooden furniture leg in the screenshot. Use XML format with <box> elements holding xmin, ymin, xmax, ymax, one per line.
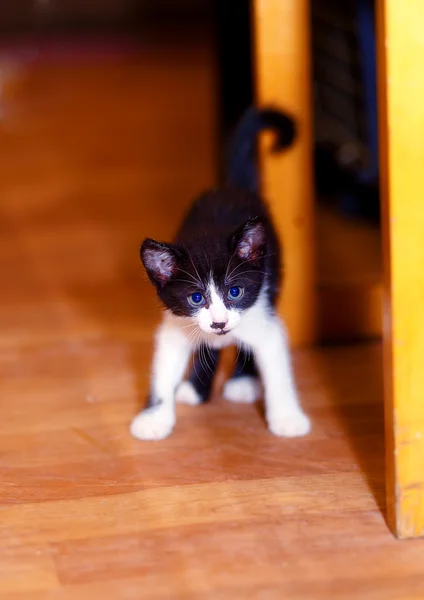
<box><xmin>252</xmin><ymin>0</ymin><xmax>316</xmax><ymax>347</ymax></box>
<box><xmin>377</xmin><ymin>0</ymin><xmax>424</xmax><ymax>538</ymax></box>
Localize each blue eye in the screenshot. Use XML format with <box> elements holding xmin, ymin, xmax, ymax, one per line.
<box><xmin>188</xmin><ymin>292</ymin><xmax>205</xmax><ymax>307</ymax></box>
<box><xmin>227</xmin><ymin>286</ymin><xmax>244</xmax><ymax>301</ymax></box>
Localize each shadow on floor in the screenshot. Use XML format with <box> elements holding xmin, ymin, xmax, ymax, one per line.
<box><xmin>309</xmin><ymin>341</ymin><xmax>386</xmax><ymax>517</ymax></box>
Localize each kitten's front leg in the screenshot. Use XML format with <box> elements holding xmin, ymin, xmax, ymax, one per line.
<box><xmin>130</xmin><ymin>320</ymin><xmax>191</xmax><ymax>441</ymax></box>
<box><xmin>242</xmin><ymin>316</ymin><xmax>311</xmax><ymax>437</ymax></box>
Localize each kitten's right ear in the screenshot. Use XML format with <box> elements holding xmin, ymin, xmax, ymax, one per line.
<box><xmin>233</xmin><ymin>217</ymin><xmax>266</xmax><ymax>263</ymax></box>
<box><xmin>140</xmin><ymin>239</ymin><xmax>178</xmax><ymax>287</ymax></box>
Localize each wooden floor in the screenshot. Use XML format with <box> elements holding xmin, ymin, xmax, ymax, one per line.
<box><xmin>1</xmin><ymin>29</ymin><xmax>424</xmax><ymax>600</ymax></box>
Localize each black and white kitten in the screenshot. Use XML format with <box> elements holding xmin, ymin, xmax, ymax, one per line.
<box><xmin>131</xmin><ymin>107</ymin><xmax>311</xmax><ymax>441</ymax></box>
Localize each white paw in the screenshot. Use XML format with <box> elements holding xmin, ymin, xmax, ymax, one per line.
<box><xmin>130</xmin><ymin>407</ymin><xmax>175</xmax><ymax>441</ymax></box>
<box><xmin>175</xmin><ymin>381</ymin><xmax>202</xmax><ymax>405</ymax></box>
<box><xmin>268</xmin><ymin>411</ymin><xmax>311</xmax><ymax>438</ymax></box>
<box><xmin>223</xmin><ymin>376</ymin><xmax>261</xmax><ymax>404</ymax></box>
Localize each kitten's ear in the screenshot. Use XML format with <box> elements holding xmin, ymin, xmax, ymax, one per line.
<box><xmin>233</xmin><ymin>217</ymin><xmax>266</xmax><ymax>262</ymax></box>
<box><xmin>140</xmin><ymin>239</ymin><xmax>178</xmax><ymax>286</ymax></box>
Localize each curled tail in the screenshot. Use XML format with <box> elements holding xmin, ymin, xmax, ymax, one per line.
<box><xmin>226</xmin><ymin>106</ymin><xmax>296</xmax><ymax>193</ymax></box>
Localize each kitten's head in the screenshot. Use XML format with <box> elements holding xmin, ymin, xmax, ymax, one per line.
<box><xmin>140</xmin><ymin>217</ymin><xmax>267</xmax><ymax>336</ymax></box>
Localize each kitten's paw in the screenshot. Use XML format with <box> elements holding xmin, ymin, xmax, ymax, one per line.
<box><xmin>223</xmin><ymin>376</ymin><xmax>261</xmax><ymax>404</ymax></box>
<box><xmin>130</xmin><ymin>407</ymin><xmax>175</xmax><ymax>441</ymax></box>
<box><xmin>268</xmin><ymin>411</ymin><xmax>311</xmax><ymax>438</ymax></box>
<box><xmin>175</xmin><ymin>381</ymin><xmax>202</xmax><ymax>405</ymax></box>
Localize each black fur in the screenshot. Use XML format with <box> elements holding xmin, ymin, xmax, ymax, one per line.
<box><xmin>226</xmin><ymin>106</ymin><xmax>296</xmax><ymax>193</ymax></box>
<box><xmin>140</xmin><ymin>106</ymin><xmax>296</xmax><ymax>402</ymax></box>
<box><xmin>187</xmin><ymin>345</ymin><xmax>220</xmax><ymax>403</ymax></box>
<box><xmin>232</xmin><ymin>347</ymin><xmax>258</xmax><ymax>379</ymax></box>
<box><xmin>185</xmin><ymin>345</ymin><xmax>258</xmax><ymax>404</ymax></box>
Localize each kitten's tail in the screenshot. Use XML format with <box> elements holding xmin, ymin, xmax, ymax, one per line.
<box><xmin>226</xmin><ymin>106</ymin><xmax>296</xmax><ymax>193</ymax></box>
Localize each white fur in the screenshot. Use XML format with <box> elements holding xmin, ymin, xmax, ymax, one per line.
<box><xmin>234</xmin><ymin>292</ymin><xmax>311</xmax><ymax>437</ymax></box>
<box><xmin>196</xmin><ymin>280</ymin><xmax>241</xmax><ymax>334</ymax></box>
<box><xmin>208</xmin><ymin>281</ymin><xmax>228</xmax><ymax>324</ymax></box>
<box><xmin>130</xmin><ymin>288</ymin><xmax>311</xmax><ymax>441</ymax></box>
<box><xmin>130</xmin><ymin>406</ymin><xmax>175</xmax><ymax>441</ymax></box>
<box><xmin>175</xmin><ymin>380</ymin><xmax>201</xmax><ymax>405</ymax></box>
<box><xmin>223</xmin><ymin>376</ymin><xmax>261</xmax><ymax>404</ymax></box>
<box><xmin>130</xmin><ymin>316</ymin><xmax>191</xmax><ymax>440</ymax></box>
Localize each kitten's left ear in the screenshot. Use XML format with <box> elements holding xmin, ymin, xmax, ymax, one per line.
<box><xmin>140</xmin><ymin>238</ymin><xmax>179</xmax><ymax>286</ymax></box>
<box><xmin>233</xmin><ymin>217</ymin><xmax>266</xmax><ymax>262</ymax></box>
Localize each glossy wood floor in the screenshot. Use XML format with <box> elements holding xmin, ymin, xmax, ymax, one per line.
<box><xmin>1</xmin><ymin>29</ymin><xmax>424</xmax><ymax>600</ymax></box>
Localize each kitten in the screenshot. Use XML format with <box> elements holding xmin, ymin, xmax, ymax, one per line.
<box><xmin>130</xmin><ymin>107</ymin><xmax>311</xmax><ymax>441</ymax></box>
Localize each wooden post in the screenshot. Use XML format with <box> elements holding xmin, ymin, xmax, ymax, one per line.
<box><xmin>377</xmin><ymin>0</ymin><xmax>424</xmax><ymax>538</ymax></box>
<box><xmin>252</xmin><ymin>0</ymin><xmax>316</xmax><ymax>347</ymax></box>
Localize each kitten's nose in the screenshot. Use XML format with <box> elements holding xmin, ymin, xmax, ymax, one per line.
<box><xmin>211</xmin><ymin>321</ymin><xmax>227</xmax><ymax>330</ymax></box>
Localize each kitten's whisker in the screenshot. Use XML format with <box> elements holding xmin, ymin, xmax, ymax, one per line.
<box><xmin>190</xmin><ymin>329</ymin><xmax>206</xmax><ymax>385</ymax></box>
<box><xmin>199</xmin><ymin>344</ymin><xmax>209</xmax><ymax>379</ymax></box>
<box><xmin>181</xmin><ymin>321</ymin><xmax>198</xmax><ymax>330</ymax></box>
<box><xmin>175</xmin><ymin>279</ymin><xmax>201</xmax><ymax>288</ymax></box>
<box><xmin>200</xmin><ymin>343</ymin><xmax>215</xmax><ymax>380</ymax></box>
<box><xmin>192</xmin><ymin>352</ymin><xmax>205</xmax><ymax>386</ymax></box>
<box><xmin>241</xmin><ymin>341</ymin><xmax>251</xmax><ymax>373</ymax></box>
<box><xmin>204</xmin><ymin>342</ymin><xmax>218</xmax><ymax>378</ymax></box>
<box><xmin>198</xmin><ymin>345</ymin><xmax>210</xmax><ymax>381</ymax></box>
<box><xmin>196</xmin><ymin>329</ymin><xmax>205</xmax><ymax>353</ymax></box>
<box><xmin>177</xmin><ymin>267</ymin><xmax>203</xmax><ymax>288</ymax></box>
<box><xmin>226</xmin><ymin>273</ymin><xmax>267</xmax><ymax>286</ymax></box>
<box><xmin>225</xmin><ymin>252</ymin><xmax>277</xmax><ymax>283</ymax></box>
<box><xmin>227</xmin><ymin>269</ymin><xmax>266</xmax><ymax>281</ymax></box>
<box><xmin>186</xmin><ymin>326</ymin><xmax>201</xmax><ymax>347</ymax></box>
<box><xmin>240</xmin><ymin>342</ymin><xmax>247</xmax><ymax>373</ymax></box>
<box><xmin>185</xmin><ymin>324</ymin><xmax>198</xmax><ymax>339</ymax></box>
<box><xmin>185</xmin><ymin>249</ymin><xmax>204</xmax><ymax>289</ymax></box>
<box><xmin>242</xmin><ymin>278</ymin><xmax>266</xmax><ymax>286</ymax></box>
<box><xmin>224</xmin><ymin>245</ymin><xmax>239</xmax><ymax>282</ymax></box>
<box><xmin>225</xmin><ymin>257</ymin><xmax>253</xmax><ymax>283</ymax></box>
<box><xmin>234</xmin><ymin>343</ymin><xmax>242</xmax><ymax>369</ymax></box>
<box><xmin>182</xmin><ymin>326</ymin><xmax>198</xmax><ymax>337</ymax></box>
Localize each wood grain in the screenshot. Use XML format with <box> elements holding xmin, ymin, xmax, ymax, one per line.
<box><xmin>253</xmin><ymin>0</ymin><xmax>316</xmax><ymax>347</ymax></box>
<box><xmin>254</xmin><ymin>0</ymin><xmax>384</xmax><ymax>345</ymax></box>
<box><xmin>377</xmin><ymin>0</ymin><xmax>424</xmax><ymax>538</ymax></box>
<box><xmin>0</xmin><ymin>25</ymin><xmax>423</xmax><ymax>600</ymax></box>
